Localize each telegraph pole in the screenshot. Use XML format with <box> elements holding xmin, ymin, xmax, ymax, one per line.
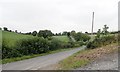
<box><xmin>91</xmin><ymin>12</ymin><xmax>94</xmax><ymax>35</ymax></box>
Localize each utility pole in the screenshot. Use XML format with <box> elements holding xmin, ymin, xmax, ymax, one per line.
<box><xmin>91</xmin><ymin>12</ymin><xmax>94</xmax><ymax>35</ymax></box>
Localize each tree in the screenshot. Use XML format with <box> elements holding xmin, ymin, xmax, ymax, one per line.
<box><xmin>32</xmin><ymin>31</ymin><xmax>37</xmax><ymax>36</ymax></box>
<box><xmin>3</xmin><ymin>27</ymin><xmax>8</xmax><ymax>31</ymax></box>
<box><xmin>72</xmin><ymin>32</ymin><xmax>90</xmax><ymax>42</ymax></box>
<box><xmin>67</xmin><ymin>32</ymin><xmax>70</xmax><ymax>37</ymax></box>
<box><xmin>0</xmin><ymin>27</ymin><xmax>2</xmax><ymax>30</ymax></box>
<box><xmin>55</xmin><ymin>33</ymin><xmax>58</xmax><ymax>36</ymax></box>
<box><xmin>102</xmin><ymin>25</ymin><xmax>109</xmax><ymax>35</ymax></box>
<box><xmin>15</xmin><ymin>30</ymin><xmax>17</xmax><ymax>33</ymax></box>
<box><xmin>71</xmin><ymin>30</ymin><xmax>76</xmax><ymax>36</ymax></box>
<box><xmin>82</xmin><ymin>34</ymin><xmax>91</xmax><ymax>42</ymax></box>
<box><xmin>58</xmin><ymin>33</ymin><xmax>62</xmax><ymax>36</ymax></box>
<box><xmin>85</xmin><ymin>32</ymin><xmax>88</xmax><ymax>34</ymax></box>
<box><xmin>96</xmin><ymin>29</ymin><xmax>101</xmax><ymax>38</ymax></box>
<box><xmin>9</xmin><ymin>30</ymin><xmax>12</xmax><ymax>32</ymax></box>
<box><xmin>25</xmin><ymin>32</ymin><xmax>31</xmax><ymax>35</ymax></box>
<box><xmin>62</xmin><ymin>31</ymin><xmax>67</xmax><ymax>35</ymax></box>
<box><xmin>73</xmin><ymin>32</ymin><xmax>82</xmax><ymax>41</ymax></box>
<box><xmin>37</xmin><ymin>30</ymin><xmax>53</xmax><ymax>38</ymax></box>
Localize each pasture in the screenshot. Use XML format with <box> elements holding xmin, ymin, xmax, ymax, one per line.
<box><xmin>53</xmin><ymin>36</ymin><xmax>70</xmax><ymax>42</ymax></box>
<box><xmin>2</xmin><ymin>31</ymin><xmax>36</xmax><ymax>47</ymax></box>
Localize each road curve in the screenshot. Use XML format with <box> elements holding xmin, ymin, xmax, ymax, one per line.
<box><xmin>2</xmin><ymin>46</ymin><xmax>85</xmax><ymax>70</ymax></box>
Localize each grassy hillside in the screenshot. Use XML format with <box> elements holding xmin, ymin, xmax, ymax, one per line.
<box><xmin>1</xmin><ymin>31</ymin><xmax>70</xmax><ymax>48</ymax></box>
<box><xmin>53</xmin><ymin>36</ymin><xmax>70</xmax><ymax>42</ymax></box>
<box><xmin>2</xmin><ymin>31</ymin><xmax>36</xmax><ymax>47</ymax></box>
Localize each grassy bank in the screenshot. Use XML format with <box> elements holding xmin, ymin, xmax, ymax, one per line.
<box><xmin>58</xmin><ymin>43</ymin><xmax>118</xmax><ymax>70</ymax></box>
<box><xmin>1</xmin><ymin>47</ymin><xmax>78</xmax><ymax>64</ymax></box>
<box><xmin>2</xmin><ymin>31</ymin><xmax>36</xmax><ymax>48</ymax></box>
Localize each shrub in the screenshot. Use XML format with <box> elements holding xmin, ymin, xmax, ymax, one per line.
<box><xmin>2</xmin><ymin>40</ymin><xmax>22</xmax><ymax>59</ymax></box>
<box><xmin>16</xmin><ymin>37</ymin><xmax>49</xmax><ymax>55</ymax></box>
<box><xmin>61</xmin><ymin>41</ymin><xmax>75</xmax><ymax>48</ymax></box>
<box><xmin>49</xmin><ymin>39</ymin><xmax>62</xmax><ymax>50</ymax></box>
<box><xmin>2</xmin><ymin>37</ymin><xmax>50</xmax><ymax>59</ymax></box>
<box><xmin>87</xmin><ymin>35</ymin><xmax>117</xmax><ymax>49</ymax></box>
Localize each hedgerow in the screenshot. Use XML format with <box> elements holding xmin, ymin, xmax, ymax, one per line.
<box><xmin>87</xmin><ymin>35</ymin><xmax>117</xmax><ymax>49</ymax></box>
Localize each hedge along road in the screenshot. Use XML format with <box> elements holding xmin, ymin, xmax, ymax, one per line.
<box><xmin>2</xmin><ymin>46</ymin><xmax>85</xmax><ymax>70</ymax></box>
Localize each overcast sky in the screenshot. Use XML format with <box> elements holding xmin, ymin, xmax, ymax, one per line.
<box><xmin>0</xmin><ymin>0</ymin><xmax>119</xmax><ymax>33</ymax></box>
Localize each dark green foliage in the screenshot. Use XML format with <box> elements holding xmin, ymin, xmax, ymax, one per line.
<box><xmin>2</xmin><ymin>37</ymin><xmax>50</xmax><ymax>59</ymax></box>
<box><xmin>3</xmin><ymin>27</ymin><xmax>8</xmax><ymax>31</ymax></box>
<box><xmin>82</xmin><ymin>34</ymin><xmax>91</xmax><ymax>42</ymax></box>
<box><xmin>32</xmin><ymin>31</ymin><xmax>37</xmax><ymax>36</ymax></box>
<box><xmin>62</xmin><ymin>31</ymin><xmax>68</xmax><ymax>35</ymax></box>
<box><xmin>72</xmin><ymin>32</ymin><xmax>90</xmax><ymax>42</ymax></box>
<box><xmin>2</xmin><ymin>35</ymin><xmax>79</xmax><ymax>59</ymax></box>
<box><xmin>15</xmin><ymin>30</ymin><xmax>17</xmax><ymax>33</ymax></box>
<box><xmin>102</xmin><ymin>25</ymin><xmax>109</xmax><ymax>35</ymax></box>
<box><xmin>2</xmin><ymin>31</ymin><xmax>85</xmax><ymax>59</ymax></box>
<box><xmin>87</xmin><ymin>35</ymin><xmax>117</xmax><ymax>49</ymax></box>
<box><xmin>49</xmin><ymin>39</ymin><xmax>62</xmax><ymax>50</ymax></box>
<box><xmin>85</xmin><ymin>32</ymin><xmax>88</xmax><ymax>34</ymax></box>
<box><xmin>2</xmin><ymin>40</ymin><xmax>21</xmax><ymax>59</ymax></box>
<box><xmin>61</xmin><ymin>42</ymin><xmax>74</xmax><ymax>48</ymax></box>
<box><xmin>16</xmin><ymin>37</ymin><xmax>49</xmax><ymax>55</ymax></box>
<box><xmin>37</xmin><ymin>30</ymin><xmax>53</xmax><ymax>38</ymax></box>
<box><xmin>67</xmin><ymin>32</ymin><xmax>70</xmax><ymax>37</ymax></box>
<box><xmin>49</xmin><ymin>39</ymin><xmax>75</xmax><ymax>51</ymax></box>
<box><xmin>96</xmin><ymin>29</ymin><xmax>101</xmax><ymax>38</ymax></box>
<box><xmin>25</xmin><ymin>32</ymin><xmax>32</xmax><ymax>35</ymax></box>
<box><xmin>73</xmin><ymin>32</ymin><xmax>82</xmax><ymax>41</ymax></box>
<box><xmin>71</xmin><ymin>30</ymin><xmax>76</xmax><ymax>36</ymax></box>
<box><xmin>87</xmin><ymin>25</ymin><xmax>117</xmax><ymax>49</ymax></box>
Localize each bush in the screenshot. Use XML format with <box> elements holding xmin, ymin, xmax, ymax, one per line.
<box><xmin>72</xmin><ymin>32</ymin><xmax>90</xmax><ymax>42</ymax></box>
<box><xmin>87</xmin><ymin>35</ymin><xmax>117</xmax><ymax>49</ymax></box>
<box><xmin>16</xmin><ymin>37</ymin><xmax>49</xmax><ymax>55</ymax></box>
<box><xmin>2</xmin><ymin>40</ymin><xmax>22</xmax><ymax>59</ymax></box>
<box><xmin>61</xmin><ymin>41</ymin><xmax>75</xmax><ymax>48</ymax></box>
<box><xmin>2</xmin><ymin>37</ymin><xmax>50</xmax><ymax>59</ymax></box>
<box><xmin>49</xmin><ymin>39</ymin><xmax>62</xmax><ymax>50</ymax></box>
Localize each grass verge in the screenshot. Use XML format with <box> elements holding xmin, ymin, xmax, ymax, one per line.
<box><xmin>58</xmin><ymin>43</ymin><xmax>118</xmax><ymax>70</ymax></box>
<box><xmin>1</xmin><ymin>47</ymin><xmax>78</xmax><ymax>64</ymax></box>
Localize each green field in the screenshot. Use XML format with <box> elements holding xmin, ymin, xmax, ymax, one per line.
<box><xmin>53</xmin><ymin>36</ymin><xmax>70</xmax><ymax>42</ymax></box>
<box><xmin>1</xmin><ymin>31</ymin><xmax>70</xmax><ymax>48</ymax></box>
<box><xmin>2</xmin><ymin>31</ymin><xmax>36</xmax><ymax>47</ymax></box>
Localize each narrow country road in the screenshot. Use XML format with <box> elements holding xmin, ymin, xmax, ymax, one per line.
<box><xmin>2</xmin><ymin>46</ymin><xmax>85</xmax><ymax>70</ymax></box>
